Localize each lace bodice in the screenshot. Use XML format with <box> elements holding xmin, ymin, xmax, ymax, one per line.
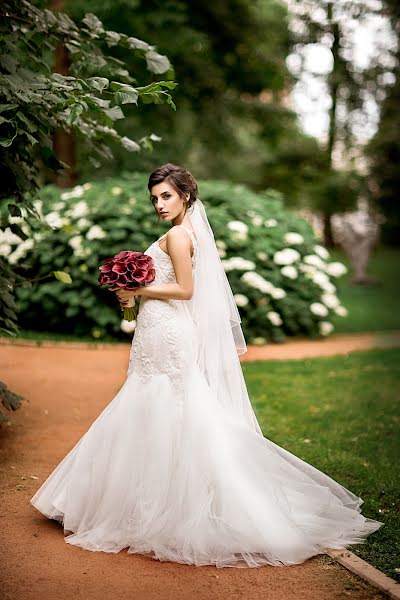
<box><xmin>127</xmin><ymin>225</ymin><xmax>199</xmax><ymax>387</ymax></box>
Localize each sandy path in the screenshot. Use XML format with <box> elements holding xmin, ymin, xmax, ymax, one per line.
<box><xmin>0</xmin><ymin>341</ymin><xmax>392</xmax><ymax>600</ymax></box>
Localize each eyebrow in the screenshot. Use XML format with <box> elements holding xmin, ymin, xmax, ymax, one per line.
<box><xmin>151</xmin><ymin>190</ymin><xmax>171</xmax><ymax>199</ymax></box>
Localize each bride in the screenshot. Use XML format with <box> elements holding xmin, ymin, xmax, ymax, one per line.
<box><xmin>30</xmin><ymin>163</ymin><xmax>384</xmax><ymax>568</ymax></box>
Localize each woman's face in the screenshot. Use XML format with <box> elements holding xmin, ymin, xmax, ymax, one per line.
<box><xmin>150</xmin><ymin>181</ymin><xmax>188</xmax><ymax>222</ymax></box>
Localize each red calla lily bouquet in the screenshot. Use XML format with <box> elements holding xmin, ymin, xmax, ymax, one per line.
<box><xmin>98</xmin><ymin>250</ymin><xmax>156</xmax><ymax>321</ymax></box>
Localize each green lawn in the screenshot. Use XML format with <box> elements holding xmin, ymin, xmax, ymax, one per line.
<box><xmin>243</xmin><ymin>347</ymin><xmax>400</xmax><ymax>580</ymax></box>
<box><xmin>331</xmin><ymin>246</ymin><xmax>400</xmax><ymax>334</ymax></box>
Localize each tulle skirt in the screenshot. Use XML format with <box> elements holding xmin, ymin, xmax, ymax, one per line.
<box><xmin>30</xmin><ymin>363</ymin><xmax>383</xmax><ymax>568</ymax></box>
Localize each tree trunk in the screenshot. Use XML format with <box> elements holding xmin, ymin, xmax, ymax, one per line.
<box><xmin>324</xmin><ymin>3</ymin><xmax>339</xmax><ymax>248</ymax></box>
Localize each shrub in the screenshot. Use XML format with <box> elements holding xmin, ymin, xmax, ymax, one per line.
<box><xmin>1</xmin><ymin>173</ymin><xmax>348</xmax><ymax>342</ymax></box>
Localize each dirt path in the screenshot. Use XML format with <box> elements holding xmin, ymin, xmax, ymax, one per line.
<box><xmin>0</xmin><ymin>339</ymin><xmax>394</xmax><ymax>600</ymax></box>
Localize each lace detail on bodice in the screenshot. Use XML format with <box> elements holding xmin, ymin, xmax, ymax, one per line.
<box><xmin>127</xmin><ymin>225</ymin><xmax>198</xmax><ymax>393</ymax></box>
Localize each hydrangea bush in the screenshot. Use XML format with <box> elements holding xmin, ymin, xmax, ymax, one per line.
<box><xmin>1</xmin><ymin>174</ymin><xmax>348</xmax><ymax>342</ymax></box>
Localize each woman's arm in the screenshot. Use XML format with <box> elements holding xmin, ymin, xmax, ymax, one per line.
<box><xmin>113</xmin><ymin>227</ymin><xmax>194</xmax><ymax>305</ymax></box>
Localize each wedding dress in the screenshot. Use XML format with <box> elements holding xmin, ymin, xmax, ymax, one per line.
<box><xmin>30</xmin><ymin>201</ymin><xmax>384</xmax><ymax>568</ymax></box>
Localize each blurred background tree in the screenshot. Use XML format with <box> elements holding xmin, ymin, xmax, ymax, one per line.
<box><xmin>366</xmin><ymin>0</ymin><xmax>400</xmax><ymax>246</ymax></box>
<box><xmin>60</xmin><ymin>0</ymin><xmax>324</xmax><ymax>203</ymax></box>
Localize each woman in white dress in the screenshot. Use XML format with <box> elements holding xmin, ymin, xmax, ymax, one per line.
<box><xmin>30</xmin><ymin>163</ymin><xmax>384</xmax><ymax>568</ymax></box>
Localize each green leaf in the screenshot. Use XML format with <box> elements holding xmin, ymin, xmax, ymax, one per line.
<box><xmin>82</xmin><ymin>13</ymin><xmax>104</xmax><ymax>35</ymax></box>
<box><xmin>120</xmin><ymin>136</ymin><xmax>140</xmax><ymax>152</ymax></box>
<box><xmin>0</xmin><ymin>104</ymin><xmax>18</xmax><ymax>113</ymax></box>
<box><xmin>104</xmin><ymin>106</ymin><xmax>124</xmax><ymax>121</ymax></box>
<box><xmin>0</xmin><ymin>128</ymin><xmax>17</xmax><ymax>147</ymax></box>
<box><xmin>16</xmin><ymin>111</ymin><xmax>37</xmax><ymax>133</ymax></box>
<box><xmin>105</xmin><ymin>31</ymin><xmax>121</xmax><ymax>46</ymax></box>
<box><xmin>145</xmin><ymin>51</ymin><xmax>171</xmax><ymax>75</ymax></box>
<box><xmin>112</xmin><ymin>84</ymin><xmax>139</xmax><ymax>106</ymax></box>
<box><xmin>53</xmin><ymin>271</ymin><xmax>72</xmax><ymax>284</ymax></box>
<box><xmin>88</xmin><ymin>77</ymin><xmax>109</xmax><ymax>93</ymax></box>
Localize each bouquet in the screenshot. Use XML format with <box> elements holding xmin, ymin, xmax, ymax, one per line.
<box><xmin>98</xmin><ymin>250</ymin><xmax>156</xmax><ymax>321</ymax></box>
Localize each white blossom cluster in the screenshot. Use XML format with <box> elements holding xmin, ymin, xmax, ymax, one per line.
<box><xmin>227</xmin><ymin>220</ymin><xmax>248</xmax><ymax>241</ymax></box>
<box><xmin>0</xmin><ymin>227</ymin><xmax>35</xmax><ymax>264</ymax></box>
<box><xmin>3</xmin><ymin>182</ymin><xmax>111</xmax><ymax>263</ymax></box>
<box><xmin>222</xmin><ymin>257</ymin><xmax>256</xmax><ymax>271</ymax></box>
<box><xmin>240</xmin><ymin>271</ymin><xmax>286</xmax><ymax>300</ymax></box>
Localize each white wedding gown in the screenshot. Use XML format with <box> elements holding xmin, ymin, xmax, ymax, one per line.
<box><xmin>30</xmin><ymin>225</ymin><xmax>384</xmax><ymax>568</ymax></box>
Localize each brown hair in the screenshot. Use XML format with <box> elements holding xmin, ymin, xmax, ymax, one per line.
<box><xmin>148</xmin><ymin>163</ymin><xmax>198</xmax><ymax>218</ymax></box>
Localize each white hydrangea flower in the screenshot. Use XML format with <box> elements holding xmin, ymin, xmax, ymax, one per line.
<box><xmin>222</xmin><ymin>257</ymin><xmax>256</xmax><ymax>271</ymax></box>
<box><xmin>310</xmin><ymin>302</ymin><xmax>329</xmax><ymax>317</ymax></box>
<box><xmin>303</xmin><ymin>254</ymin><xmax>326</xmax><ymax>269</ymax></box>
<box><xmin>0</xmin><ymin>243</ymin><xmax>12</xmax><ymax>256</ymax></box>
<box><xmin>313</xmin><ymin>244</ymin><xmax>330</xmax><ymax>259</ymax></box>
<box><xmin>7</xmin><ymin>239</ymin><xmax>34</xmax><ymax>264</ymax></box>
<box><xmin>216</xmin><ymin>239</ymin><xmax>226</xmax><ymax>249</ymax></box>
<box><xmin>232</xmin><ymin>231</ymin><xmax>248</xmax><ymax>241</ymax></box>
<box><xmin>120</xmin><ymin>319</ymin><xmax>137</xmax><ymax>334</ymax></box>
<box><xmin>334</xmin><ymin>305</ymin><xmax>348</xmax><ymax>317</ymax></box>
<box><xmin>271</xmin><ymin>287</ymin><xmax>286</xmax><ymax>299</ymax></box>
<box><xmin>82</xmin><ymin>182</ymin><xmax>92</xmax><ymax>191</ymax></box>
<box><xmin>0</xmin><ymin>227</ymin><xmax>22</xmax><ymax>244</ymax></box>
<box><xmin>299</xmin><ymin>263</ymin><xmax>316</xmax><ymax>274</ymax></box>
<box><xmin>234</xmin><ymin>294</ymin><xmax>249</xmax><ymax>307</ymax></box>
<box><xmin>217</xmin><ymin>247</ymin><xmax>226</xmax><ymax>258</ymax></box>
<box><xmin>251</xmin><ymin>215</ymin><xmax>263</xmax><ymax>226</ymax></box>
<box><xmin>241</xmin><ymin>272</ymin><xmax>275</xmax><ymax>294</ymax></box>
<box><xmin>264</xmin><ymin>218</ymin><xmax>277</xmax><ymax>227</ymax></box>
<box><xmin>44</xmin><ymin>211</ymin><xmax>65</xmax><ymax>229</ymax></box>
<box><xmin>111</xmin><ymin>186</ymin><xmax>123</xmax><ymax>196</ymax></box>
<box><xmin>8</xmin><ymin>215</ymin><xmax>24</xmax><ymax>224</ymax></box>
<box><xmin>77</xmin><ymin>218</ymin><xmax>91</xmax><ymax>228</ymax></box>
<box><xmin>326</xmin><ymin>262</ymin><xmax>348</xmax><ymax>277</ymax></box>
<box><xmin>319</xmin><ymin>321</ymin><xmax>334</xmax><ymax>335</ymax></box>
<box><xmin>60</xmin><ymin>185</ymin><xmax>85</xmax><ymax>200</ymax></box>
<box><xmin>281</xmin><ymin>265</ymin><xmax>298</xmax><ymax>279</ymax></box>
<box><xmin>86</xmin><ymin>225</ymin><xmax>106</xmax><ymax>240</ymax></box>
<box><xmin>74</xmin><ymin>246</ymin><xmax>92</xmax><ymax>258</ymax></box>
<box><xmin>227</xmin><ymin>221</ymin><xmax>248</xmax><ymax>241</ymax></box>
<box><xmin>273</xmin><ymin>248</ymin><xmax>301</xmax><ymax>265</ymax></box>
<box><xmin>52</xmin><ymin>202</ymin><xmax>65</xmax><ymax>211</ymax></box>
<box><xmin>227</xmin><ymin>220</ymin><xmax>248</xmax><ymax>234</ymax></box>
<box><xmin>70</xmin><ymin>201</ymin><xmax>89</xmax><ymax>219</ymax></box>
<box><xmin>128</xmin><ymin>196</ymin><xmax>137</xmax><ymax>205</ymax></box>
<box><xmin>267</xmin><ymin>311</ymin><xmax>283</xmax><ymax>326</ymax></box>
<box><xmin>312</xmin><ymin>270</ymin><xmax>330</xmax><ymax>288</ymax></box>
<box><xmin>68</xmin><ymin>235</ymin><xmax>83</xmax><ymax>250</ymax></box>
<box><xmin>284</xmin><ymin>232</ymin><xmax>304</xmax><ymax>245</ymax></box>
<box><xmin>256</xmin><ymin>251</ymin><xmax>268</xmax><ymax>261</ymax></box>
<box><xmin>323</xmin><ymin>282</ymin><xmax>336</xmax><ymax>293</ymax></box>
<box><xmin>321</xmin><ymin>292</ymin><xmax>340</xmax><ymax>309</ymax></box>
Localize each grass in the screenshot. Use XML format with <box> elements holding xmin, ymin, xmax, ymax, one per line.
<box><xmin>331</xmin><ymin>246</ymin><xmax>400</xmax><ymax>334</ymax></box>
<box><xmin>243</xmin><ymin>347</ymin><xmax>400</xmax><ymax>581</ymax></box>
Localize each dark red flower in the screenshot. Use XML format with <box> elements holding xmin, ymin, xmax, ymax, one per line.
<box><xmin>98</xmin><ymin>250</ymin><xmax>156</xmax><ymax>291</ymax></box>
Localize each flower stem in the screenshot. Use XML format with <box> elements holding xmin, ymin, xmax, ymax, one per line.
<box><xmin>123</xmin><ymin>302</ymin><xmax>137</xmax><ymax>322</ymax></box>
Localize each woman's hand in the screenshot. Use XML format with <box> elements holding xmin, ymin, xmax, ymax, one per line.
<box><xmin>108</xmin><ymin>286</ymin><xmax>142</xmax><ymax>308</ymax></box>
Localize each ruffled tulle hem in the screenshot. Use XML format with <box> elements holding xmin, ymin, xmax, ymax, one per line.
<box><xmin>30</xmin><ymin>368</ymin><xmax>384</xmax><ymax>569</ymax></box>
<box><xmin>31</xmin><ymin>496</ymin><xmax>383</xmax><ymax>569</ymax></box>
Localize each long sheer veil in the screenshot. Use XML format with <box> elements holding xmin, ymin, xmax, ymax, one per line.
<box><xmin>187</xmin><ymin>197</ymin><xmax>263</xmax><ymax>435</ymax></box>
